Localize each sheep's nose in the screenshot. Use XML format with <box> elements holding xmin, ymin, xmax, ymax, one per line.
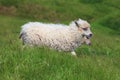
<box><xmin>89</xmin><ymin>34</ymin><xmax>92</xmax><ymax>37</ymax></box>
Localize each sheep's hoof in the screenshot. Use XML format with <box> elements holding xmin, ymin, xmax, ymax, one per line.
<box><xmin>71</xmin><ymin>51</ymin><xmax>77</xmax><ymax>56</ymax></box>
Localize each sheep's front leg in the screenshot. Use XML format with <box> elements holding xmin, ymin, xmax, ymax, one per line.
<box><xmin>71</xmin><ymin>51</ymin><xmax>77</xmax><ymax>56</ymax></box>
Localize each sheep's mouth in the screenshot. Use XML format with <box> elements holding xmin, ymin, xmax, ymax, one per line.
<box><xmin>82</xmin><ymin>35</ymin><xmax>90</xmax><ymax>39</ymax></box>
<box><xmin>86</xmin><ymin>36</ymin><xmax>90</xmax><ymax>39</ymax></box>
<box><xmin>82</xmin><ymin>34</ymin><xmax>91</xmax><ymax>39</ymax></box>
<box><xmin>82</xmin><ymin>35</ymin><xmax>91</xmax><ymax>46</ymax></box>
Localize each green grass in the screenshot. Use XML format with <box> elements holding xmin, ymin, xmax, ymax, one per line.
<box><xmin>0</xmin><ymin>0</ymin><xmax>120</xmax><ymax>22</ymax></box>
<box><xmin>0</xmin><ymin>0</ymin><xmax>120</xmax><ymax>80</ymax></box>
<box><xmin>0</xmin><ymin>15</ymin><xmax>120</xmax><ymax>80</ymax></box>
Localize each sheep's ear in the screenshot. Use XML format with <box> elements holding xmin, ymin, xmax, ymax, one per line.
<box><xmin>74</xmin><ymin>21</ymin><xmax>79</xmax><ymax>28</ymax></box>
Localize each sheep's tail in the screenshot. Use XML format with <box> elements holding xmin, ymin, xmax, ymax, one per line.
<box><xmin>19</xmin><ymin>33</ymin><xmax>25</xmax><ymax>45</ymax></box>
<box><xmin>19</xmin><ymin>33</ymin><xmax>23</xmax><ymax>39</ymax></box>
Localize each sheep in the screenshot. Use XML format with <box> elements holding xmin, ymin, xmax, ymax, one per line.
<box><xmin>19</xmin><ymin>18</ymin><xmax>92</xmax><ymax>56</ymax></box>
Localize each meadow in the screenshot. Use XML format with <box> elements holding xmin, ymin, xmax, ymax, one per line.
<box><xmin>0</xmin><ymin>0</ymin><xmax>120</xmax><ymax>80</ymax></box>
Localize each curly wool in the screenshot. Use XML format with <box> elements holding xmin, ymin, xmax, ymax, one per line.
<box><xmin>19</xmin><ymin>22</ymin><xmax>83</xmax><ymax>52</ymax></box>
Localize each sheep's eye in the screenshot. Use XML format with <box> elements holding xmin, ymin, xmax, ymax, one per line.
<box><xmin>82</xmin><ymin>28</ymin><xmax>88</xmax><ymax>31</ymax></box>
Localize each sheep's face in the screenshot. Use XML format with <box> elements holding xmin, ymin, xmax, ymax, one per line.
<box><xmin>75</xmin><ymin>19</ymin><xmax>92</xmax><ymax>45</ymax></box>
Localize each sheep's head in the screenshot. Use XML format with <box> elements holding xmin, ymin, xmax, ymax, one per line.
<box><xmin>74</xmin><ymin>18</ymin><xmax>92</xmax><ymax>45</ymax></box>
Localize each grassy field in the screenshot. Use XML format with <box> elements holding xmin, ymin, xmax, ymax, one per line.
<box><xmin>0</xmin><ymin>0</ymin><xmax>120</xmax><ymax>80</ymax></box>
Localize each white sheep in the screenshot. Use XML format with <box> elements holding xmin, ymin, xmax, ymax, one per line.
<box><xmin>19</xmin><ymin>19</ymin><xmax>92</xmax><ymax>56</ymax></box>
